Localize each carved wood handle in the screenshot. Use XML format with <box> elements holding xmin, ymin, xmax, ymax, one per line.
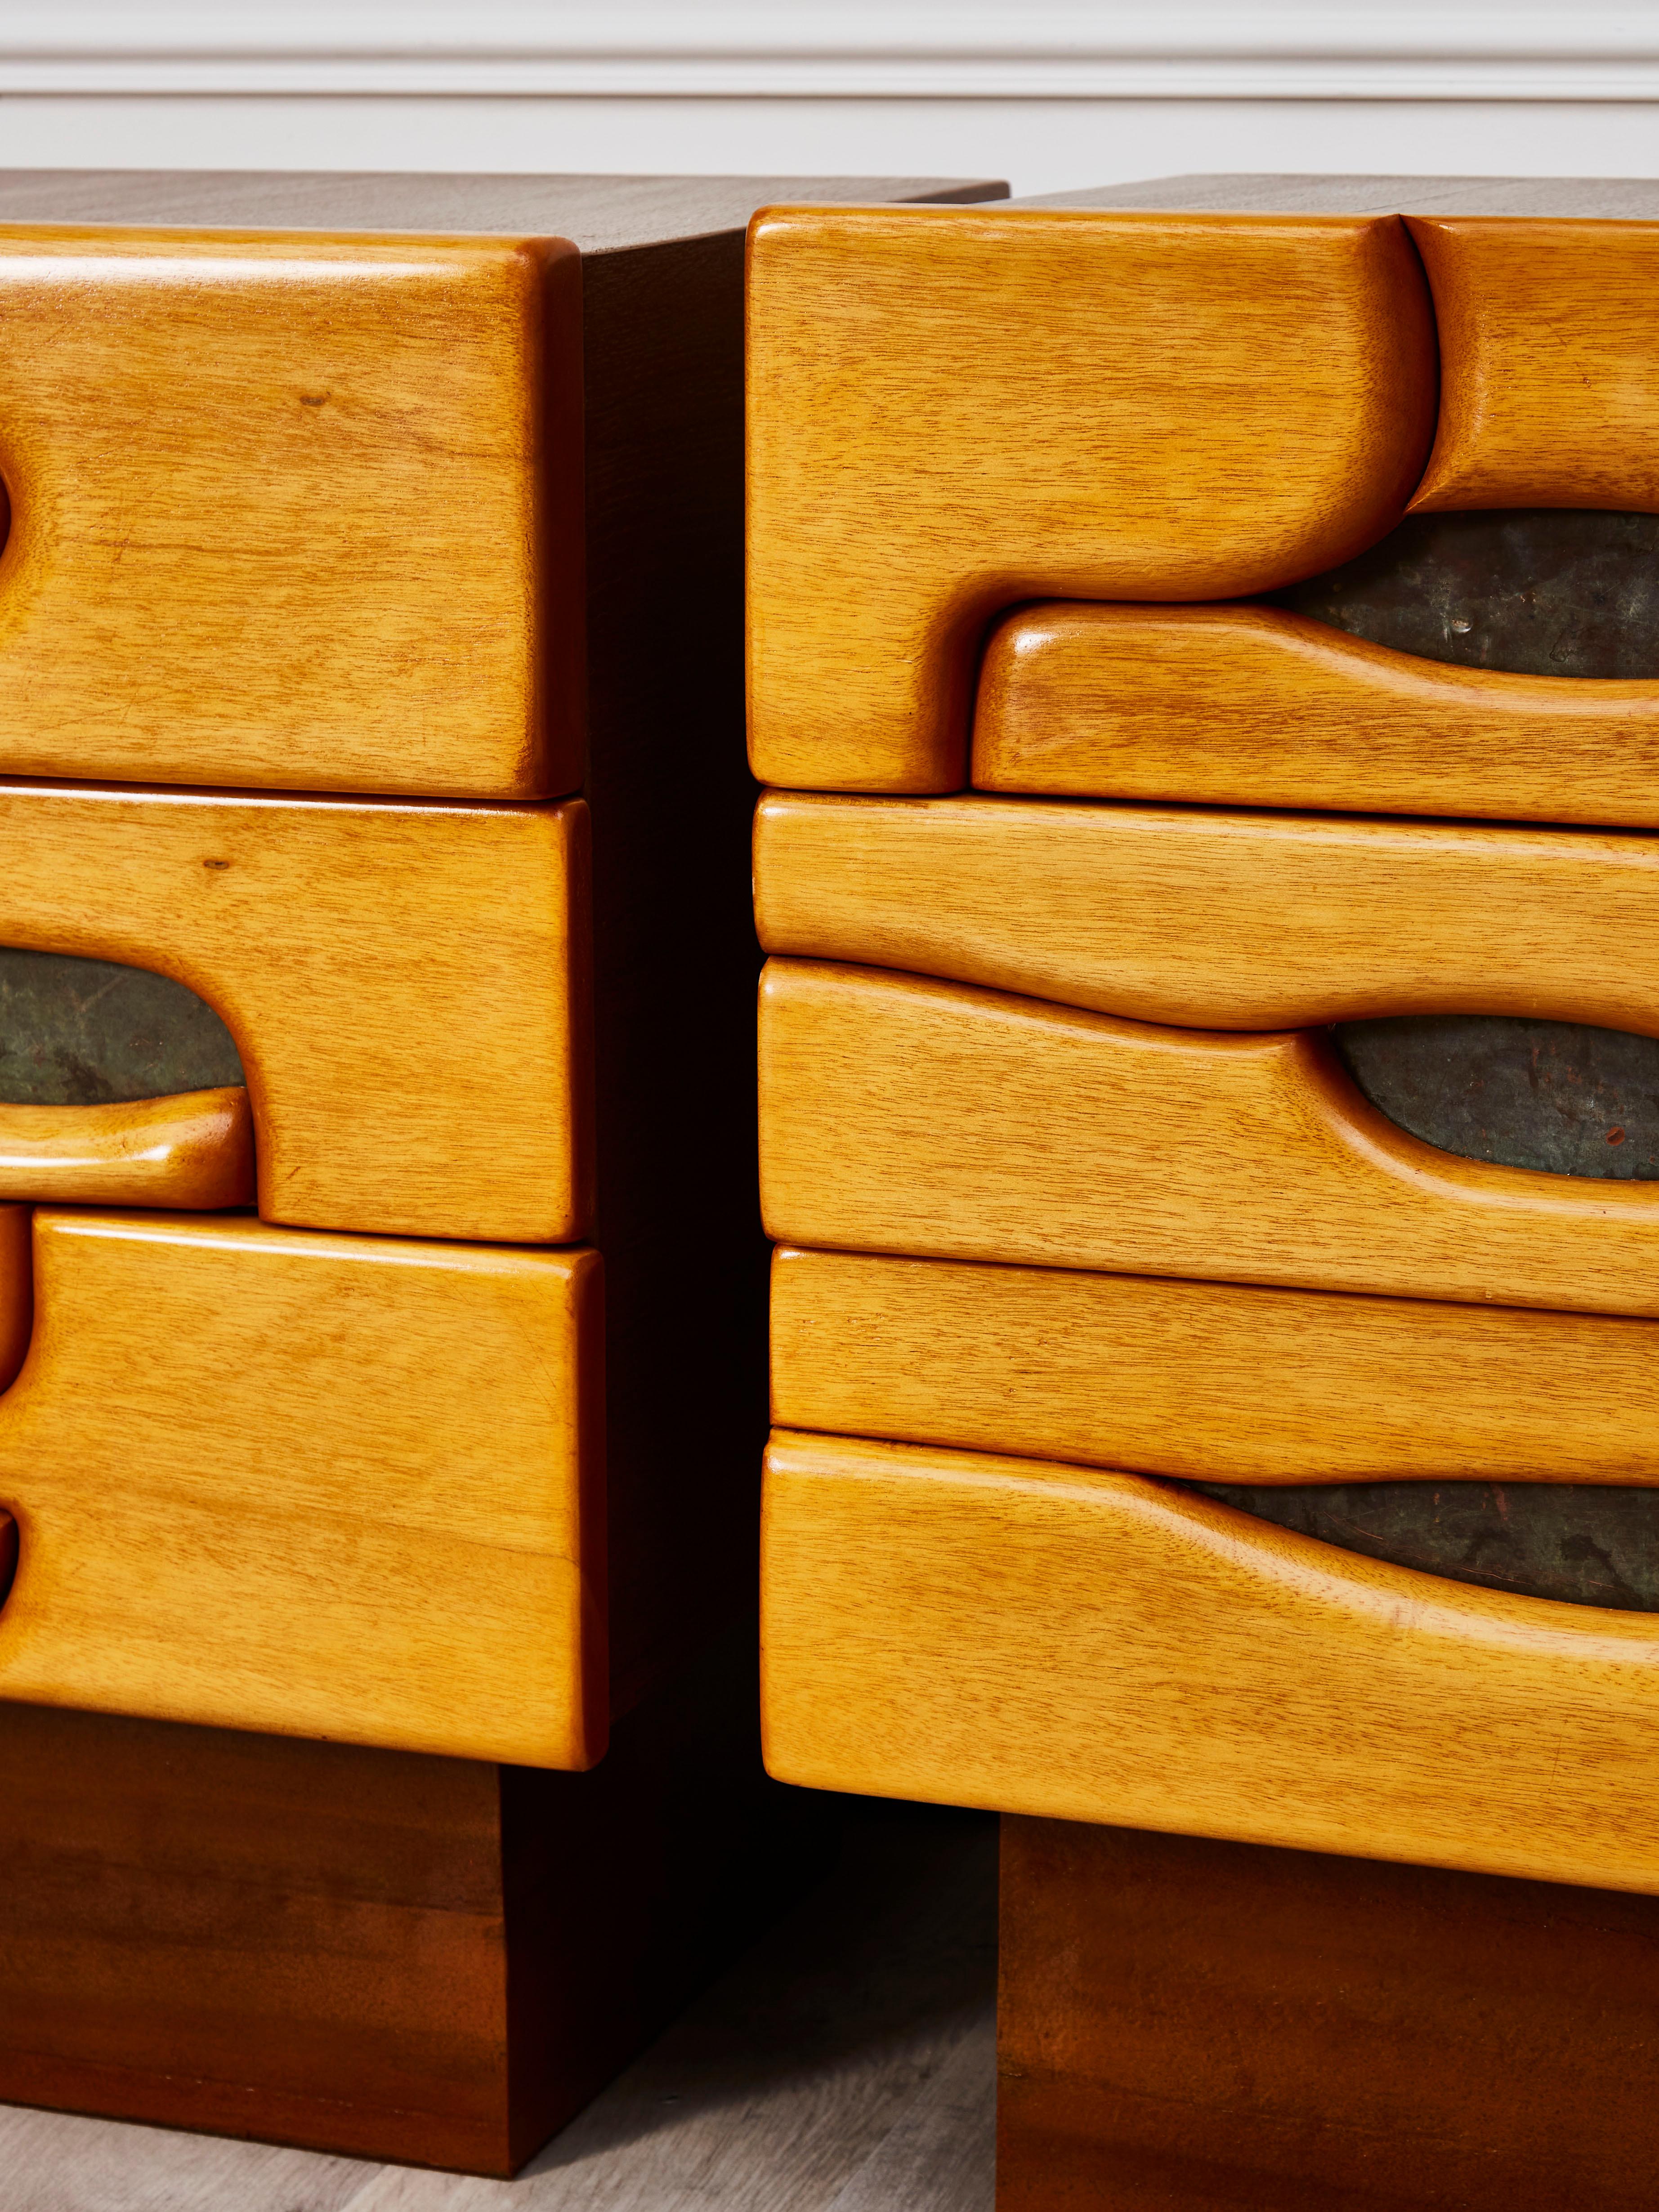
<box><xmin>0</xmin><ymin>1088</ymin><xmax>254</xmax><ymax>1210</ymax></box>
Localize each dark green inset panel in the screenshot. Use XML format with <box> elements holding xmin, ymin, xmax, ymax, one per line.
<box><xmin>1337</xmin><ymin>1014</ymin><xmax>1659</xmax><ymax>1181</ymax></box>
<box><xmin>1188</xmin><ymin>1480</ymin><xmax>1659</xmax><ymax>1615</ymax></box>
<box><xmin>0</xmin><ymin>949</ymin><xmax>243</xmax><ymax>1106</ymax></box>
<box><xmin>1274</xmin><ymin>508</ymin><xmax>1659</xmax><ymax>678</ymax></box>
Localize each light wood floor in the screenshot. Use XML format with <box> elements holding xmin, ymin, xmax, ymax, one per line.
<box><xmin>2</xmin><ymin>1802</ymin><xmax>997</xmax><ymax>2212</ymax></box>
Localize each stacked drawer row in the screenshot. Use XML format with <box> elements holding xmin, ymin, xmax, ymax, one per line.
<box><xmin>749</xmin><ymin>201</ymin><xmax>1659</xmax><ymax>1895</ymax></box>
<box><xmin>0</xmin><ymin>222</ymin><xmax>602</xmax><ymax>1766</ymax></box>
<box><xmin>0</xmin><ymin>173</ymin><xmax>1005</xmax><ymax>2173</ymax></box>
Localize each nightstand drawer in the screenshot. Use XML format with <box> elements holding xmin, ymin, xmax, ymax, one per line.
<box><xmin>0</xmin><ymin>1206</ymin><xmax>604</xmax><ymax>1768</ymax></box>
<box><xmin>769</xmin><ymin>1246</ymin><xmax>1659</xmax><ymax>1487</ymax></box>
<box><xmin>0</xmin><ymin>782</ymin><xmax>591</xmax><ymax>1243</ymax></box>
<box><xmin>0</xmin><ymin>225</ymin><xmax>581</xmax><ymax>799</ymax></box>
<box><xmin>758</xmin><ymin>957</ymin><xmax>1659</xmax><ymax>1318</ymax></box>
<box><xmin>761</xmin><ymin>1426</ymin><xmax>1659</xmax><ymax>1892</ymax></box>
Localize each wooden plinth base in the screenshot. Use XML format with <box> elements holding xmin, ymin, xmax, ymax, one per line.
<box><xmin>0</xmin><ymin>1628</ymin><xmax>819</xmax><ymax>2176</ymax></box>
<box><xmin>998</xmin><ymin>1814</ymin><xmax>1659</xmax><ymax>2212</ymax></box>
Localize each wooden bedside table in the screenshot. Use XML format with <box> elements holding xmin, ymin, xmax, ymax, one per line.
<box><xmin>751</xmin><ymin>174</ymin><xmax>1659</xmax><ymax>2211</ymax></box>
<box><xmin>0</xmin><ymin>165</ymin><xmax>1006</xmax><ymax>2177</ymax></box>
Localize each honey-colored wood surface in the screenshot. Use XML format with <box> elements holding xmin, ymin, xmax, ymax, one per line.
<box><xmin>761</xmin><ymin>1428</ymin><xmax>1659</xmax><ymax>1891</ymax></box>
<box><xmin>0</xmin><ymin>1209</ymin><xmax>605</xmax><ymax>1766</ymax></box>
<box><xmin>770</xmin><ymin>1246</ymin><xmax>1659</xmax><ymax>1486</ymax></box>
<box><xmin>971</xmin><ymin>600</ymin><xmax>1659</xmax><ymax>824</ymax></box>
<box><xmin>0</xmin><ymin>783</ymin><xmax>590</xmax><ymax>1243</ymax></box>
<box><xmin>0</xmin><ymin>1086</ymin><xmax>252</xmax><ymax>1210</ymax></box>
<box><xmin>998</xmin><ymin>1816</ymin><xmax>1659</xmax><ymax>2212</ymax></box>
<box><xmin>0</xmin><ymin>225</ymin><xmax>581</xmax><ymax>800</ymax></box>
<box><xmin>1409</xmin><ymin>217</ymin><xmax>1659</xmax><ymax>514</ymax></box>
<box><xmin>747</xmin><ymin>206</ymin><xmax>1436</xmax><ymax>793</ymax></box>
<box><xmin>754</xmin><ymin>793</ymin><xmax>1659</xmax><ymax>1037</ymax></box>
<box><xmin>759</xmin><ymin>959</ymin><xmax>1659</xmax><ymax>1318</ymax></box>
<box><xmin>0</xmin><ymin>1204</ymin><xmax>28</xmax><ymax>1397</ymax></box>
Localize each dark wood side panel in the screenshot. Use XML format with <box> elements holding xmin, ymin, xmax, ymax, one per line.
<box><xmin>582</xmin><ymin>231</ymin><xmax>768</xmax><ymax>1716</ymax></box>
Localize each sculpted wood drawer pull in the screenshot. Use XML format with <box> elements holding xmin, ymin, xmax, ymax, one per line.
<box><xmin>971</xmin><ymin>601</ymin><xmax>1659</xmax><ymax>826</ymax></box>
<box><xmin>0</xmin><ymin>1087</ymin><xmax>254</xmax><ymax>1210</ymax></box>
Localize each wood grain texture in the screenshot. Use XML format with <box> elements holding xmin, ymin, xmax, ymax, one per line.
<box><xmin>1409</xmin><ymin>217</ymin><xmax>1659</xmax><ymax>515</ymax></box>
<box><xmin>971</xmin><ymin>599</ymin><xmax>1659</xmax><ymax>823</ymax></box>
<box><xmin>998</xmin><ymin>1815</ymin><xmax>1659</xmax><ymax>2212</ymax></box>
<box><xmin>769</xmin><ymin>1246</ymin><xmax>1659</xmax><ymax>1487</ymax></box>
<box><xmin>761</xmin><ymin>1428</ymin><xmax>1659</xmax><ymax>1891</ymax></box>
<box><xmin>0</xmin><ymin>1631</ymin><xmax>802</xmax><ymax>2175</ymax></box>
<box><xmin>0</xmin><ymin>1800</ymin><xmax>993</xmax><ymax>2212</ymax></box>
<box><xmin>746</xmin><ymin>206</ymin><xmax>1436</xmax><ymax>793</ymax></box>
<box><xmin>0</xmin><ymin>224</ymin><xmax>581</xmax><ymax>800</ymax></box>
<box><xmin>0</xmin><ymin>1209</ymin><xmax>605</xmax><ymax>1767</ymax></box>
<box><xmin>754</xmin><ymin>794</ymin><xmax>1659</xmax><ymax>1038</ymax></box>
<box><xmin>1021</xmin><ymin>175</ymin><xmax>1659</xmax><ymax>219</ymax></box>
<box><xmin>759</xmin><ymin>959</ymin><xmax>1659</xmax><ymax>1318</ymax></box>
<box><xmin>0</xmin><ymin>783</ymin><xmax>590</xmax><ymax>1243</ymax></box>
<box><xmin>0</xmin><ymin>1086</ymin><xmax>252</xmax><ymax>1209</ymax></box>
<box><xmin>0</xmin><ymin>170</ymin><xmax>1007</xmax><ymax>257</ymax></box>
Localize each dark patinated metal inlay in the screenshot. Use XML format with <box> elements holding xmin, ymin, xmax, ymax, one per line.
<box><xmin>0</xmin><ymin>948</ymin><xmax>243</xmax><ymax>1105</ymax></box>
<box><xmin>1273</xmin><ymin>508</ymin><xmax>1659</xmax><ymax>678</ymax></box>
<box><xmin>1337</xmin><ymin>1014</ymin><xmax>1659</xmax><ymax>1180</ymax></box>
<box><xmin>1184</xmin><ymin>1480</ymin><xmax>1659</xmax><ymax>1614</ymax></box>
<box><xmin>1216</xmin><ymin>513</ymin><xmax>1659</xmax><ymax>1606</ymax></box>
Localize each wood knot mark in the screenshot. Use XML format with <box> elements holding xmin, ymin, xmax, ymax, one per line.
<box><xmin>202</xmin><ymin>858</ymin><xmax>232</xmax><ymax>872</ymax></box>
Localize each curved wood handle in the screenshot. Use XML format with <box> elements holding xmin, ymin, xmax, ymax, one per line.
<box><xmin>0</xmin><ymin>1087</ymin><xmax>254</xmax><ymax>1210</ymax></box>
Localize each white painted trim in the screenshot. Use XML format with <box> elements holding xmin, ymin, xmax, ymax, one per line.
<box><xmin>1</xmin><ymin>6</ymin><xmax>1658</xmax><ymax>101</ymax></box>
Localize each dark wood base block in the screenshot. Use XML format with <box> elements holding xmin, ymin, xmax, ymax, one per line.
<box><xmin>997</xmin><ymin>1814</ymin><xmax>1659</xmax><ymax>2212</ymax></box>
<box><xmin>0</xmin><ymin>1627</ymin><xmax>821</xmax><ymax>2176</ymax></box>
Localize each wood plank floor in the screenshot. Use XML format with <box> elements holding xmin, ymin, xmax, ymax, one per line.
<box><xmin>1</xmin><ymin>1801</ymin><xmax>997</xmax><ymax>2212</ymax></box>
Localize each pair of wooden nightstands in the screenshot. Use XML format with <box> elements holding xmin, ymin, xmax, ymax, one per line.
<box><xmin>0</xmin><ymin>167</ymin><xmax>1005</xmax><ymax>2176</ymax></box>
<box><xmin>751</xmin><ymin>177</ymin><xmax>1659</xmax><ymax>2209</ymax></box>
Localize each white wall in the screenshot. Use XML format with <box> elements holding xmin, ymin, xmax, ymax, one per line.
<box><xmin>0</xmin><ymin>4</ymin><xmax>1655</xmax><ymax>197</ymax></box>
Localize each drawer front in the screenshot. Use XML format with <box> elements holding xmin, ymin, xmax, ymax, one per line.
<box><xmin>0</xmin><ymin>225</ymin><xmax>581</xmax><ymax>800</ymax></box>
<box><xmin>747</xmin><ymin>205</ymin><xmax>1435</xmax><ymax>792</ymax></box>
<box><xmin>1409</xmin><ymin>217</ymin><xmax>1659</xmax><ymax>512</ymax></box>
<box><xmin>0</xmin><ymin>1206</ymin><xmax>604</xmax><ymax>1767</ymax></box>
<box><xmin>761</xmin><ymin>1426</ymin><xmax>1659</xmax><ymax>1893</ymax></box>
<box><xmin>758</xmin><ymin>957</ymin><xmax>1659</xmax><ymax>1318</ymax></box>
<box><xmin>755</xmin><ymin>790</ymin><xmax>1659</xmax><ymax>1036</ymax></box>
<box><xmin>769</xmin><ymin>1247</ymin><xmax>1659</xmax><ymax>1488</ymax></box>
<box><xmin>0</xmin><ymin>783</ymin><xmax>591</xmax><ymax>1244</ymax></box>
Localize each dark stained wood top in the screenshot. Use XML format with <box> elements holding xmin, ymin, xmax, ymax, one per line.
<box><xmin>0</xmin><ymin>170</ymin><xmax>1006</xmax><ymax>253</ymax></box>
<box><xmin>1012</xmin><ymin>174</ymin><xmax>1659</xmax><ymax>219</ymax></box>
